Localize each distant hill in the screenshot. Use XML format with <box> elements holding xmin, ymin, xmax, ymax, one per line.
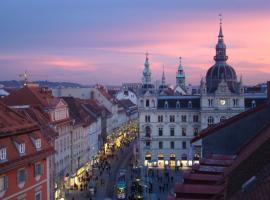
<box><xmin>0</xmin><ymin>80</ymin><xmax>83</xmax><ymax>88</ymax></box>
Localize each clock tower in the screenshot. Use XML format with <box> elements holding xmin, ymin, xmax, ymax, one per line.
<box><xmin>200</xmin><ymin>17</ymin><xmax>245</xmax><ymax>130</ymax></box>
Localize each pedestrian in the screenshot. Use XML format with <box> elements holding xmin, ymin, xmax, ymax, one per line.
<box><xmin>159</xmin><ymin>185</ymin><xmax>161</xmax><ymax>192</ymax></box>
<box><xmin>171</xmin><ymin>176</ymin><xmax>174</xmax><ymax>182</ymax></box>
<box><xmin>162</xmin><ymin>185</ymin><xmax>165</xmax><ymax>192</ymax></box>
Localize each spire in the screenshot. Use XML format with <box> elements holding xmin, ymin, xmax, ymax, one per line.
<box><xmin>176</xmin><ymin>56</ymin><xmax>186</xmax><ymax>88</ymax></box>
<box><xmin>218</xmin><ymin>14</ymin><xmax>223</xmax><ymax>39</ymax></box>
<box><xmin>162</xmin><ymin>65</ymin><xmax>166</xmax><ymax>85</ymax></box>
<box><xmin>214</xmin><ymin>14</ymin><xmax>228</xmax><ymax>62</ymax></box>
<box><xmin>142</xmin><ymin>52</ymin><xmax>151</xmax><ymax>85</ymax></box>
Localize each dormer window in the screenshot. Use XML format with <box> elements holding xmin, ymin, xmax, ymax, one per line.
<box><xmin>35</xmin><ymin>139</ymin><xmax>41</xmax><ymax>150</ymax></box>
<box><xmin>19</xmin><ymin>143</ymin><xmax>25</xmax><ymax>154</ymax></box>
<box><xmin>0</xmin><ymin>148</ymin><xmax>7</xmax><ymax>161</ymax></box>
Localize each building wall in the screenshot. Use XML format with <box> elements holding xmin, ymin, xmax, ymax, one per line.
<box><xmin>0</xmin><ymin>159</ymin><xmax>48</xmax><ymax>200</ymax></box>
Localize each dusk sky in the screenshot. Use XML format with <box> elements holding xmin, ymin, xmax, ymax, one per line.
<box><xmin>0</xmin><ymin>0</ymin><xmax>269</xmax><ymax>85</ymax></box>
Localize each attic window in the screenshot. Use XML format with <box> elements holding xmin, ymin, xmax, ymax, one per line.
<box><xmin>0</xmin><ymin>148</ymin><xmax>7</xmax><ymax>161</ymax></box>
<box><xmin>35</xmin><ymin>139</ymin><xmax>41</xmax><ymax>150</ymax></box>
<box><xmin>19</xmin><ymin>143</ymin><xmax>25</xmax><ymax>154</ymax></box>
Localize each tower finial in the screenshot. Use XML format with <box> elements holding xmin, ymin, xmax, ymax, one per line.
<box><xmin>218</xmin><ymin>14</ymin><xmax>223</xmax><ymax>38</ymax></box>
<box><xmin>219</xmin><ymin>13</ymin><xmax>222</xmax><ymax>26</ymax></box>
<box><xmin>162</xmin><ymin>64</ymin><xmax>166</xmax><ymax>85</ymax></box>
<box><xmin>179</xmin><ymin>56</ymin><xmax>182</xmax><ymax>65</ymax></box>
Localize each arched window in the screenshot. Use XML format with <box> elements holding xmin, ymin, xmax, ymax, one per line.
<box><xmin>220</xmin><ymin>116</ymin><xmax>226</xmax><ymax>122</ymax></box>
<box><xmin>145</xmin><ymin>126</ymin><xmax>151</xmax><ymax>137</ymax></box>
<box><xmin>176</xmin><ymin>101</ymin><xmax>180</xmax><ymax>109</ymax></box>
<box><xmin>164</xmin><ymin>101</ymin><xmax>169</xmax><ymax>109</ymax></box>
<box><xmin>188</xmin><ymin>101</ymin><xmax>192</xmax><ymax>108</ymax></box>
<box><xmin>207</xmin><ymin>116</ymin><xmax>214</xmax><ymax>127</ymax></box>
<box><xmin>251</xmin><ymin>100</ymin><xmax>256</xmax><ymax>108</ymax></box>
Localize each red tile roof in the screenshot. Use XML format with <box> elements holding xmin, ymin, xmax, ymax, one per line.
<box><xmin>174</xmin><ymin>183</ymin><xmax>224</xmax><ymax>194</ymax></box>
<box><xmin>0</xmin><ymin>103</ymin><xmax>54</xmax><ymax>173</ymax></box>
<box><xmin>3</xmin><ymin>85</ymin><xmax>60</xmax><ymax>108</ymax></box>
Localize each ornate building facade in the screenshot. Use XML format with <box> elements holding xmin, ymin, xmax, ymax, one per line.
<box><xmin>138</xmin><ymin>22</ymin><xmax>267</xmax><ymax>168</ymax></box>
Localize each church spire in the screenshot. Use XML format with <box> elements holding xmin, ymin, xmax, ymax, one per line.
<box><xmin>176</xmin><ymin>56</ymin><xmax>186</xmax><ymax>88</ymax></box>
<box><xmin>161</xmin><ymin>65</ymin><xmax>166</xmax><ymax>85</ymax></box>
<box><xmin>214</xmin><ymin>14</ymin><xmax>228</xmax><ymax>63</ymax></box>
<box><xmin>142</xmin><ymin>52</ymin><xmax>151</xmax><ymax>85</ymax></box>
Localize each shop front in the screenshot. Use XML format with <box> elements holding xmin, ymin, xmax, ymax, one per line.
<box><xmin>157</xmin><ymin>154</ymin><xmax>164</xmax><ymax>168</ymax></box>
<box><xmin>169</xmin><ymin>154</ymin><xmax>176</xmax><ymax>168</ymax></box>
<box><xmin>181</xmin><ymin>154</ymin><xmax>188</xmax><ymax>166</ymax></box>
<box><xmin>144</xmin><ymin>153</ymin><xmax>151</xmax><ymax>166</ymax></box>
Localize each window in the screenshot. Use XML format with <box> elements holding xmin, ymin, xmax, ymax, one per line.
<box><xmin>159</xmin><ymin>142</ymin><xmax>163</xmax><ymax>149</ymax></box>
<box><xmin>164</xmin><ymin>101</ymin><xmax>169</xmax><ymax>109</ymax></box>
<box><xmin>176</xmin><ymin>101</ymin><xmax>180</xmax><ymax>109</ymax></box>
<box><xmin>35</xmin><ymin>191</ymin><xmax>41</xmax><ymax>200</ymax></box>
<box><xmin>145</xmin><ymin>115</ymin><xmax>150</xmax><ymax>123</ymax></box>
<box><xmin>158</xmin><ymin>128</ymin><xmax>163</xmax><ymax>136</ymax></box>
<box><xmin>145</xmin><ymin>126</ymin><xmax>151</xmax><ymax>137</ymax></box>
<box><xmin>208</xmin><ymin>99</ymin><xmax>213</xmax><ymax>107</ymax></box>
<box><xmin>170</xmin><ymin>128</ymin><xmax>175</xmax><ymax>136</ymax></box>
<box><xmin>140</xmin><ymin>100</ymin><xmax>144</xmax><ymax>107</ymax></box>
<box><xmin>146</xmin><ymin>99</ymin><xmax>150</xmax><ymax>107</ymax></box>
<box><xmin>170</xmin><ymin>141</ymin><xmax>174</xmax><ymax>149</ymax></box>
<box><xmin>193</xmin><ymin>115</ymin><xmax>199</xmax><ymax>123</ymax></box>
<box><xmin>146</xmin><ymin>141</ymin><xmax>150</xmax><ymax>147</ymax></box>
<box><xmin>188</xmin><ymin>101</ymin><xmax>192</xmax><ymax>108</ymax></box>
<box><xmin>34</xmin><ymin>163</ymin><xmax>43</xmax><ymax>177</ymax></box>
<box><xmin>169</xmin><ymin>115</ymin><xmax>175</xmax><ymax>122</ymax></box>
<box><xmin>207</xmin><ymin>116</ymin><xmax>214</xmax><ymax>127</ymax></box>
<box><xmin>252</xmin><ymin>100</ymin><xmax>256</xmax><ymax>108</ymax></box>
<box><xmin>0</xmin><ymin>176</ymin><xmax>8</xmax><ymax>192</ymax></box>
<box><xmin>181</xmin><ymin>115</ymin><xmax>187</xmax><ymax>122</ymax></box>
<box><xmin>19</xmin><ymin>143</ymin><xmax>25</xmax><ymax>154</ymax></box>
<box><xmin>0</xmin><ymin>148</ymin><xmax>7</xmax><ymax>161</ymax></box>
<box><xmin>35</xmin><ymin>139</ymin><xmax>41</xmax><ymax>149</ymax></box>
<box><xmin>194</xmin><ymin>128</ymin><xmax>199</xmax><ymax>136</ymax></box>
<box><xmin>182</xmin><ymin>141</ymin><xmax>186</xmax><ymax>149</ymax></box>
<box><xmin>220</xmin><ymin>116</ymin><xmax>226</xmax><ymax>122</ymax></box>
<box><xmin>182</xmin><ymin>128</ymin><xmax>186</xmax><ymax>136</ymax></box>
<box><xmin>158</xmin><ymin>115</ymin><xmax>163</xmax><ymax>123</ymax></box>
<box><xmin>233</xmin><ymin>98</ymin><xmax>239</xmax><ymax>107</ymax></box>
<box><xmin>17</xmin><ymin>169</ymin><xmax>26</xmax><ymax>184</ymax></box>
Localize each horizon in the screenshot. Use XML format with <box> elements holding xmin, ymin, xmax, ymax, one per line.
<box><xmin>0</xmin><ymin>0</ymin><xmax>269</xmax><ymax>85</ymax></box>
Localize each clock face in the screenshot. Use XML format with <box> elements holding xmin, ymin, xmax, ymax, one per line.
<box><xmin>220</xmin><ymin>99</ymin><xmax>226</xmax><ymax>106</ymax></box>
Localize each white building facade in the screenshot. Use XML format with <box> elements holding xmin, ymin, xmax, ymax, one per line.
<box><xmin>138</xmin><ymin>22</ymin><xmax>266</xmax><ymax>168</ymax></box>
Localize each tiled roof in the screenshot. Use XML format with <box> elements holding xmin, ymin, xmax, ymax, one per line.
<box><xmin>192</xmin><ymin>102</ymin><xmax>269</xmax><ymax>144</ymax></box>
<box><xmin>3</xmin><ymin>85</ymin><xmax>59</xmax><ymax>108</ymax></box>
<box><xmin>0</xmin><ymin>102</ymin><xmax>37</xmax><ymax>135</ymax></box>
<box><xmin>62</xmin><ymin>97</ymin><xmax>96</xmax><ymax>126</ymax></box>
<box><xmin>0</xmin><ymin>103</ymin><xmax>54</xmax><ymax>173</ymax></box>
<box><xmin>174</xmin><ymin>183</ymin><xmax>224</xmax><ymax>194</ymax></box>
<box><xmin>95</xmin><ymin>85</ymin><xmax>118</xmax><ymax>105</ymax></box>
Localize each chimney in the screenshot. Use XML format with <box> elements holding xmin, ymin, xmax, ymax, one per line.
<box><xmin>267</xmin><ymin>81</ymin><xmax>270</xmax><ymax>101</ymax></box>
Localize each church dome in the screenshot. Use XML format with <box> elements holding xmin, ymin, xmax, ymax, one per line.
<box><xmin>206</xmin><ymin>63</ymin><xmax>237</xmax><ymax>93</ymax></box>
<box><xmin>206</xmin><ymin>20</ymin><xmax>238</xmax><ymax>93</ymax></box>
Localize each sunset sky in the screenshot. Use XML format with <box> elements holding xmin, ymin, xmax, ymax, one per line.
<box><xmin>0</xmin><ymin>0</ymin><xmax>269</xmax><ymax>85</ymax></box>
